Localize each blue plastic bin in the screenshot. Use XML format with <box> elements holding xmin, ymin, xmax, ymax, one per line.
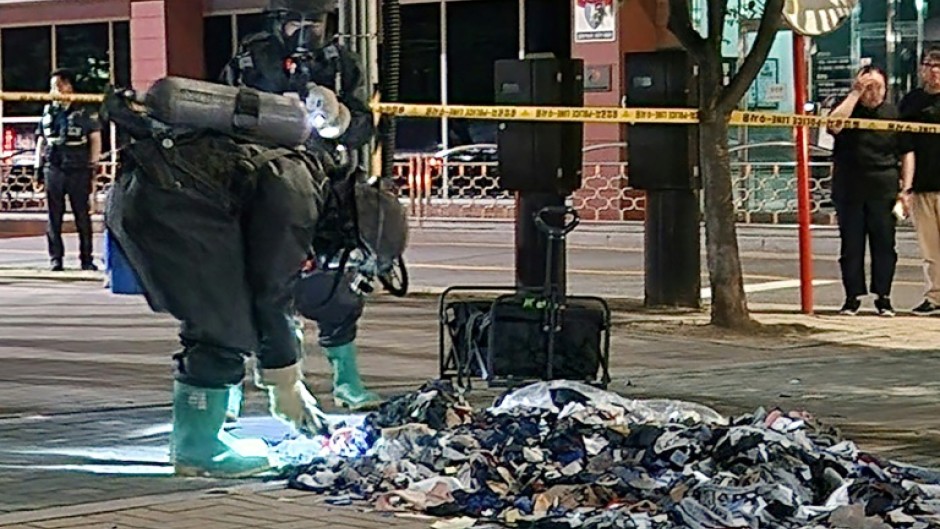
<box><xmin>104</xmin><ymin>229</ymin><xmax>145</xmax><ymax>295</ymax></box>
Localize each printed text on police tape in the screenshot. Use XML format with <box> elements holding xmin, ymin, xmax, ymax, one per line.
<box><xmin>375</xmin><ymin>103</ymin><xmax>940</xmax><ymax>133</ymax></box>
<box><xmin>3</xmin><ymin>91</ymin><xmax>940</xmax><ymax>134</ymax></box>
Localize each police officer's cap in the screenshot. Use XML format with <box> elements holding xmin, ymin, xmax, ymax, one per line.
<box><xmin>266</xmin><ymin>0</ymin><xmax>338</xmax><ymax>16</ymax></box>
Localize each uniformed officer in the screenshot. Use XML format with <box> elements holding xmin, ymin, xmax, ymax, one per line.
<box><xmin>219</xmin><ymin>0</ymin><xmax>383</xmax><ymax>412</ymax></box>
<box><xmin>34</xmin><ymin>68</ymin><xmax>102</xmax><ymax>272</ymax></box>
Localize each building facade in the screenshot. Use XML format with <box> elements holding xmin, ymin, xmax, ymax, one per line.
<box><xmin>0</xmin><ymin>0</ymin><xmax>935</xmax><ymax>221</ymax></box>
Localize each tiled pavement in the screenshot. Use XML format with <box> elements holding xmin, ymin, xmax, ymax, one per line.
<box><xmin>3</xmin><ymin>274</ymin><xmax>940</xmax><ymax>526</ymax></box>
<box><xmin>0</xmin><ymin>486</ymin><xmax>448</xmax><ymax>529</ymax></box>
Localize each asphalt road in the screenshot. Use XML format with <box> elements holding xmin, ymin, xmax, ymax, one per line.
<box><xmin>0</xmin><ymin>222</ymin><xmax>930</xmax><ymax>312</ymax></box>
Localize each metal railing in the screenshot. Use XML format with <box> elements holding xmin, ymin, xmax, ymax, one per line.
<box><xmin>391</xmin><ymin>142</ymin><xmax>837</xmax><ymax>223</ymax></box>
<box><xmin>2</xmin><ymin>143</ymin><xmax>838</xmax><ymax>225</ymax></box>
<box><xmin>0</xmin><ymin>158</ymin><xmax>117</xmax><ymax>214</ymax></box>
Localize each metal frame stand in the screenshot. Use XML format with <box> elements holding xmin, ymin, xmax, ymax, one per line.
<box><xmin>437</xmin><ymin>206</ymin><xmax>612</xmax><ymax>393</ymax></box>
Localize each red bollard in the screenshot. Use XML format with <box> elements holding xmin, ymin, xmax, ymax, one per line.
<box><xmin>793</xmin><ymin>34</ymin><xmax>814</xmax><ymax>314</ymax></box>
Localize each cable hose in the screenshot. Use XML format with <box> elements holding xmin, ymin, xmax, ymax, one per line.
<box><xmin>380</xmin><ymin>0</ymin><xmax>400</xmax><ymax>182</ymax></box>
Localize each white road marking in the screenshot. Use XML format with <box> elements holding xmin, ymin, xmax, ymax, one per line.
<box><xmin>700</xmin><ymin>279</ymin><xmax>838</xmax><ymax>300</ymax></box>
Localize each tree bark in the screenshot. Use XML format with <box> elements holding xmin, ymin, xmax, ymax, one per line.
<box><xmin>664</xmin><ymin>0</ymin><xmax>783</xmax><ymax>329</ymax></box>
<box><xmin>698</xmin><ymin>107</ymin><xmax>752</xmax><ymax>329</ymax></box>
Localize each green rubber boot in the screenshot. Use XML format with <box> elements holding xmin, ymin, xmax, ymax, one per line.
<box><xmin>171</xmin><ymin>381</ymin><xmax>274</xmax><ymax>478</ymax></box>
<box><xmin>324</xmin><ymin>343</ymin><xmax>384</xmax><ymax>411</ymax></box>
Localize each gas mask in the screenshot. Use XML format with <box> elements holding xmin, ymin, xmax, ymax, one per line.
<box><xmin>282</xmin><ymin>13</ymin><xmax>329</xmax><ymax>52</ymax></box>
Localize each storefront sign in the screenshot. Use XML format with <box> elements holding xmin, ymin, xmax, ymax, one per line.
<box><xmin>765</xmin><ymin>84</ymin><xmax>787</xmax><ymax>103</ymax></box>
<box><xmin>813</xmin><ymin>22</ymin><xmax>854</xmax><ymax>102</ymax></box>
<box><xmin>814</xmin><ymin>55</ymin><xmax>854</xmax><ymax>101</ymax></box>
<box><xmin>574</xmin><ymin>0</ymin><xmax>616</xmax><ymax>42</ymax></box>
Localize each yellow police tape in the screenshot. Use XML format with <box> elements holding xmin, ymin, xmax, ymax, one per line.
<box><xmin>3</xmin><ymin>91</ymin><xmax>940</xmax><ymax>135</ymax></box>
<box><xmin>373</xmin><ymin>103</ymin><xmax>940</xmax><ymax>134</ymax></box>
<box><xmin>0</xmin><ymin>92</ymin><xmax>106</xmax><ymax>104</ymax></box>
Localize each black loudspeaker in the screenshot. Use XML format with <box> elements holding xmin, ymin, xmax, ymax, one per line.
<box><xmin>495</xmin><ymin>58</ymin><xmax>584</xmax><ymax>195</ymax></box>
<box><xmin>625</xmin><ymin>50</ymin><xmax>700</xmax><ymax>190</ymax></box>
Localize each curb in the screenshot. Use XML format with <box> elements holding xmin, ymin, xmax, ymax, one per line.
<box><xmin>0</xmin><ymin>268</ymin><xmax>104</xmax><ymax>282</ymax></box>
<box><xmin>403</xmin><ymin>286</ymin><xmax>849</xmax><ymax>313</ymax></box>
<box><xmin>0</xmin><ymin>276</ymin><xmax>844</xmax><ymax>314</ymax></box>
<box><xmin>404</xmin><ymin>220</ymin><xmax>922</xmax><ymax>257</ymax></box>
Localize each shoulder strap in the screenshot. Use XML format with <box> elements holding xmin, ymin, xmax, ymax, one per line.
<box><xmin>241</xmin><ymin>31</ymin><xmax>276</xmax><ymax>50</ymax></box>
<box><xmin>244</xmin><ymin>147</ymin><xmax>295</xmax><ymax>172</ymax></box>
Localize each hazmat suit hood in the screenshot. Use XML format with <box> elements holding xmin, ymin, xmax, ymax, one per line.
<box><xmin>267</xmin><ymin>0</ymin><xmax>338</xmax><ymax>52</ymax></box>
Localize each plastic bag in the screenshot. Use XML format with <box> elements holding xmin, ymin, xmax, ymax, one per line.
<box><xmin>488</xmin><ymin>380</ymin><xmax>728</xmax><ymax>426</ymax></box>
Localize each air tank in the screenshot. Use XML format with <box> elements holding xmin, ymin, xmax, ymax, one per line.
<box><xmin>144</xmin><ymin>76</ymin><xmax>311</xmax><ymax>147</ymax></box>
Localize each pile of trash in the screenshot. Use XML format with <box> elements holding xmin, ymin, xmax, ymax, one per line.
<box><xmin>282</xmin><ymin>380</ymin><xmax>940</xmax><ymax>529</ymax></box>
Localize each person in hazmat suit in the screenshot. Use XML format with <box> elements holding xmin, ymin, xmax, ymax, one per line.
<box><xmin>219</xmin><ymin>0</ymin><xmax>384</xmax><ymax>413</ymax></box>
<box><xmin>103</xmin><ymin>78</ymin><xmax>334</xmax><ymax>478</ymax></box>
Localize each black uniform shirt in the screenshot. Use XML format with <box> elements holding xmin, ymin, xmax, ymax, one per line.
<box><xmin>36</xmin><ymin>103</ymin><xmax>101</xmax><ymax>168</ymax></box>
<box><xmin>899</xmin><ymin>89</ymin><xmax>940</xmax><ymax>193</ymax></box>
<box><xmin>831</xmin><ymin>100</ymin><xmax>906</xmax><ymax>202</ymax></box>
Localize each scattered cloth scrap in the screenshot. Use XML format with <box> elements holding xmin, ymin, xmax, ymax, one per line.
<box><xmin>281</xmin><ymin>380</ymin><xmax>940</xmax><ymax>529</ymax></box>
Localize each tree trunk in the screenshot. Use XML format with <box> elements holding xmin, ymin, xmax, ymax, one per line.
<box><xmin>698</xmin><ymin>109</ymin><xmax>753</xmax><ymax>329</ymax></box>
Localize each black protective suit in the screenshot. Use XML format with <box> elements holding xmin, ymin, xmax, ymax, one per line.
<box><xmin>220</xmin><ymin>32</ymin><xmax>374</xmax><ymax>348</ymax></box>
<box><xmin>106</xmin><ymin>129</ymin><xmax>328</xmax><ymax>388</ymax></box>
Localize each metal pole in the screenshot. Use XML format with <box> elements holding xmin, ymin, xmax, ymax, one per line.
<box><xmin>518</xmin><ymin>0</ymin><xmax>526</xmax><ymax>59</ymax></box>
<box><xmin>50</xmin><ymin>25</ymin><xmax>57</xmax><ymax>70</ymax></box>
<box><xmin>793</xmin><ymin>33</ymin><xmax>814</xmax><ymax>314</ymax></box>
<box><xmin>338</xmin><ymin>0</ymin><xmax>347</xmax><ymax>47</ymax></box>
<box><xmin>850</xmin><ymin>6</ymin><xmax>860</xmax><ymax>68</ymax></box>
<box><xmin>0</xmin><ymin>29</ymin><xmax>4</xmax><ymax>146</ymax></box>
<box><xmin>737</xmin><ymin>9</ymin><xmax>748</xmax><ymax>169</ymax></box>
<box><xmin>918</xmin><ymin>0</ymin><xmax>925</xmax><ymax>80</ymax></box>
<box><xmin>440</xmin><ymin>0</ymin><xmax>449</xmax><ymax>198</ymax></box>
<box><xmin>231</xmin><ymin>15</ymin><xmax>239</xmax><ymax>57</ymax></box>
<box><xmin>368</xmin><ymin>0</ymin><xmax>379</xmax><ymax>91</ymax></box>
<box><xmin>887</xmin><ymin>0</ymin><xmax>896</xmax><ymax>101</ymax></box>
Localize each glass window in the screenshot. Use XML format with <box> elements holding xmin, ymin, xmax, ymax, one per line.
<box><xmin>55</xmin><ymin>23</ymin><xmax>111</xmax><ymax>94</ymax></box>
<box><xmin>396</xmin><ymin>3</ymin><xmax>442</xmax><ymax>152</ymax></box>
<box><xmin>204</xmin><ymin>15</ymin><xmax>234</xmax><ymax>80</ymax></box>
<box><xmin>896</xmin><ymin>0</ymin><xmax>918</xmax><ymax>21</ymax></box>
<box><xmin>860</xmin><ymin>0</ymin><xmax>887</xmax><ymax>22</ymax></box>
<box><xmin>1</xmin><ymin>26</ymin><xmax>52</xmax><ymax>117</ymax></box>
<box><xmin>113</xmin><ymin>21</ymin><xmax>131</xmax><ymax>88</ymax></box>
<box><xmin>447</xmin><ymin>0</ymin><xmax>518</xmax><ymax>147</ymax></box>
<box><xmin>236</xmin><ymin>12</ymin><xmax>268</xmax><ymax>41</ymax></box>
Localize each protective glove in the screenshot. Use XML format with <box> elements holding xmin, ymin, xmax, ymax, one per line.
<box><xmin>318</xmin><ymin>104</ymin><xmax>351</xmax><ymax>139</ymax></box>
<box><xmin>305</xmin><ymin>85</ymin><xmax>339</xmax><ymax>126</ymax></box>
<box><xmin>255</xmin><ymin>363</ymin><xmax>328</xmax><ymax>436</ymax></box>
<box><xmin>305</xmin><ymin>84</ymin><xmax>351</xmax><ymax>139</ymax></box>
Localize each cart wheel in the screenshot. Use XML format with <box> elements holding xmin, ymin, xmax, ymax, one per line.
<box><xmin>379</xmin><ymin>256</ymin><xmax>409</xmax><ymax>297</ymax></box>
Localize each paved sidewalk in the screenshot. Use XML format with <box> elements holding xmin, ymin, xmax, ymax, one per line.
<box><xmin>0</xmin><ymin>485</ymin><xmax>439</xmax><ymax>529</ymax></box>
<box><xmin>2</xmin><ymin>250</ymin><xmax>940</xmax><ymax>526</ymax></box>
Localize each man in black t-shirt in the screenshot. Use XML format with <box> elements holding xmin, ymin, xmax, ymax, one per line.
<box><xmin>827</xmin><ymin>65</ymin><xmax>907</xmax><ymax>316</ymax></box>
<box><xmin>899</xmin><ymin>47</ymin><xmax>940</xmax><ymax>315</ymax></box>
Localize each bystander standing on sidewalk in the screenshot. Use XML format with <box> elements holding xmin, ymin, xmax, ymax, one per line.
<box><xmin>899</xmin><ymin>47</ymin><xmax>940</xmax><ymax>315</ymax></box>
<box><xmin>33</xmin><ymin>68</ymin><xmax>101</xmax><ymax>272</ymax></box>
<box><xmin>827</xmin><ymin>65</ymin><xmax>904</xmax><ymax>316</ymax></box>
